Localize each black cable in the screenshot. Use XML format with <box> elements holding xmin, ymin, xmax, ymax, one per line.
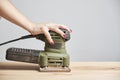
<box><xmin>0</xmin><ymin>34</ymin><xmax>36</xmax><ymax>46</ymax></box>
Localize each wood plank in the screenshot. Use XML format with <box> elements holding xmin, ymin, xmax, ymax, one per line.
<box><xmin>0</xmin><ymin>61</ymin><xmax>120</xmax><ymax>80</ymax></box>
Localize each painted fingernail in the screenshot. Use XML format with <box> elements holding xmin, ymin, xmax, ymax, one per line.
<box><xmin>50</xmin><ymin>41</ymin><xmax>54</xmax><ymax>45</ymax></box>
<box><xmin>63</xmin><ymin>34</ymin><xmax>66</xmax><ymax>38</ymax></box>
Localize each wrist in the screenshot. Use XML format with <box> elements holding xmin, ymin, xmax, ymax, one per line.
<box><xmin>26</xmin><ymin>22</ymin><xmax>35</xmax><ymax>35</ymax></box>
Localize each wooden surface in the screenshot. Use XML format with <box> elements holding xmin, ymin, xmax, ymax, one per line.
<box><xmin>0</xmin><ymin>61</ymin><xmax>120</xmax><ymax>80</ymax></box>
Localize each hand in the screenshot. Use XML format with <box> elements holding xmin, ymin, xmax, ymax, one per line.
<box><xmin>29</xmin><ymin>22</ymin><xmax>72</xmax><ymax>44</ymax></box>
<box><xmin>0</xmin><ymin>0</ymin><xmax>72</xmax><ymax>44</ymax></box>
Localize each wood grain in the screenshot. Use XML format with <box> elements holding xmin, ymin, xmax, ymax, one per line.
<box><xmin>0</xmin><ymin>61</ymin><xmax>120</xmax><ymax>80</ymax></box>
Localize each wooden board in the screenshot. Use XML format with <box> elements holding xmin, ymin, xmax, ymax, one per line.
<box><xmin>0</xmin><ymin>61</ymin><xmax>120</xmax><ymax>80</ymax></box>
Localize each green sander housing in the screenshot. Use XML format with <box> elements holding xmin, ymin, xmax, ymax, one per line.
<box><xmin>4</xmin><ymin>29</ymin><xmax>71</xmax><ymax>72</ymax></box>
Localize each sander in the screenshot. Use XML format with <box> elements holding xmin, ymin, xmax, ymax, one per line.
<box><xmin>0</xmin><ymin>28</ymin><xmax>71</xmax><ymax>72</ymax></box>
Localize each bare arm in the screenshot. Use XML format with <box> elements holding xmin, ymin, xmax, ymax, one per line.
<box><xmin>0</xmin><ymin>0</ymin><xmax>33</xmax><ymax>32</ymax></box>
<box><xmin>0</xmin><ymin>0</ymin><xmax>72</xmax><ymax>44</ymax></box>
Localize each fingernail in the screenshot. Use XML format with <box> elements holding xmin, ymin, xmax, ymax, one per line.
<box><xmin>63</xmin><ymin>34</ymin><xmax>66</xmax><ymax>38</ymax></box>
<box><xmin>50</xmin><ymin>41</ymin><xmax>54</xmax><ymax>45</ymax></box>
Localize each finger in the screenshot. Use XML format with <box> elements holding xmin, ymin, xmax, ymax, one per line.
<box><xmin>52</xmin><ymin>28</ymin><xmax>66</xmax><ymax>38</ymax></box>
<box><xmin>42</xmin><ymin>28</ymin><xmax>54</xmax><ymax>45</ymax></box>
<box><xmin>57</xmin><ymin>24</ymin><xmax>72</xmax><ymax>32</ymax></box>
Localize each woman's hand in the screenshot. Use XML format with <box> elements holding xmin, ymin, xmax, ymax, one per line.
<box><xmin>29</xmin><ymin>22</ymin><xmax>72</xmax><ymax>45</ymax></box>
<box><xmin>0</xmin><ymin>0</ymin><xmax>72</xmax><ymax>45</ymax></box>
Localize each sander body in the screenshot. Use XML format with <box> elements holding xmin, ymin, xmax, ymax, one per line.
<box><xmin>1</xmin><ymin>29</ymin><xmax>71</xmax><ymax>72</ymax></box>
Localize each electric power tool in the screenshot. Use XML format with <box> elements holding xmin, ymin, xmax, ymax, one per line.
<box><xmin>0</xmin><ymin>28</ymin><xmax>71</xmax><ymax>72</ymax></box>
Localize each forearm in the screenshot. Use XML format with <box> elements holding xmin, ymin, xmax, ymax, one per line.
<box><xmin>0</xmin><ymin>0</ymin><xmax>33</xmax><ymax>32</ymax></box>
<box><xmin>0</xmin><ymin>0</ymin><xmax>72</xmax><ymax>44</ymax></box>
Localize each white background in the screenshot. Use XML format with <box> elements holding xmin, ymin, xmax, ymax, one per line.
<box><xmin>0</xmin><ymin>0</ymin><xmax>120</xmax><ymax>61</ymax></box>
